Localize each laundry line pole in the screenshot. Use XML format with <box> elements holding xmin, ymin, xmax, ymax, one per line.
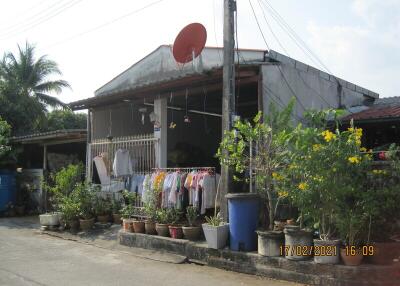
<box><xmin>220</xmin><ymin>0</ymin><xmax>236</xmax><ymax>221</ymax></box>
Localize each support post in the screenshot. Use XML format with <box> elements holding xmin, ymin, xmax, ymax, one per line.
<box><xmin>220</xmin><ymin>0</ymin><xmax>236</xmax><ymax>220</ymax></box>
<box><xmin>154</xmin><ymin>98</ymin><xmax>167</xmax><ymax>168</ymax></box>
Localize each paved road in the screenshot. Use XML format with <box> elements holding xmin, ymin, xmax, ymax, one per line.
<box><xmin>0</xmin><ymin>217</ymin><xmax>302</xmax><ymax>286</ymax></box>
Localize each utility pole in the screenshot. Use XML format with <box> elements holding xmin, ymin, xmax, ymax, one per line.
<box><xmin>220</xmin><ymin>0</ymin><xmax>236</xmax><ymax>220</ymax></box>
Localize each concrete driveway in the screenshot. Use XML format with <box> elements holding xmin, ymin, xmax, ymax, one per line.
<box><xmin>0</xmin><ymin>217</ymin><xmax>303</xmax><ymax>286</ymax></box>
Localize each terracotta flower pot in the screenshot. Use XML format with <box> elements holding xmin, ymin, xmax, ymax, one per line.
<box><xmin>113</xmin><ymin>214</ymin><xmax>122</xmax><ymax>225</ymax></box>
<box><xmin>182</xmin><ymin>226</ymin><xmax>201</xmax><ymax>241</ymax></box>
<box><xmin>340</xmin><ymin>248</ymin><xmax>363</xmax><ymax>266</ymax></box>
<box><xmin>122</xmin><ymin>219</ymin><xmax>133</xmax><ymax>232</ymax></box>
<box><xmin>169</xmin><ymin>225</ymin><xmax>183</xmax><ymax>239</ymax></box>
<box><xmin>79</xmin><ymin>217</ymin><xmax>95</xmax><ymax>231</ymax></box>
<box><xmin>156</xmin><ymin>223</ymin><xmax>170</xmax><ymax>237</ymax></box>
<box><xmin>145</xmin><ymin>221</ymin><xmax>157</xmax><ymax>235</ymax></box>
<box><xmin>132</xmin><ymin>220</ymin><xmax>145</xmax><ymax>233</ymax></box>
<box><xmin>97</xmin><ymin>214</ymin><xmax>109</xmax><ymax>224</ymax></box>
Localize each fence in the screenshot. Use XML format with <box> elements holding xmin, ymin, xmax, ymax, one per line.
<box><xmin>87</xmin><ymin>134</ymin><xmax>158</xmax><ymax>182</ymax></box>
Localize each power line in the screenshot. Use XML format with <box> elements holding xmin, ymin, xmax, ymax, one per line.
<box><xmin>44</xmin><ymin>0</ymin><xmax>166</xmax><ymax>50</ymax></box>
<box><xmin>0</xmin><ymin>0</ymin><xmax>83</xmax><ymax>41</ymax></box>
<box><xmin>248</xmin><ymin>0</ymin><xmax>307</xmax><ymax>112</ymax></box>
<box><xmin>256</xmin><ymin>0</ymin><xmax>336</xmax><ymax>111</ymax></box>
<box><xmin>0</xmin><ymin>0</ymin><xmax>66</xmax><ymax>33</ymax></box>
<box><xmin>256</xmin><ymin>0</ymin><xmax>289</xmax><ymax>56</ymax></box>
<box><xmin>261</xmin><ymin>0</ymin><xmax>332</xmax><ymax>74</ymax></box>
<box><xmin>248</xmin><ymin>0</ymin><xmax>270</xmax><ymax>50</ymax></box>
<box><xmin>212</xmin><ymin>0</ymin><xmax>222</xmax><ymax>61</ymax></box>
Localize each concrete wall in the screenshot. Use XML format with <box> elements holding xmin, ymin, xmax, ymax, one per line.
<box><xmin>261</xmin><ymin>62</ymin><xmax>373</xmax><ymax>120</ymax></box>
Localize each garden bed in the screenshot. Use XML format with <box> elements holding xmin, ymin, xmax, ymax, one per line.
<box><xmin>119</xmin><ymin>230</ymin><xmax>400</xmax><ymax>286</ymax></box>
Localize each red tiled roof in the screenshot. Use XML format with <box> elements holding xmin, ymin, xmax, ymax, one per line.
<box><xmin>343</xmin><ymin>105</ymin><xmax>400</xmax><ymax>121</ymax></box>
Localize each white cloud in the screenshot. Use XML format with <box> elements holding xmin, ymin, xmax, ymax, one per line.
<box><xmin>306</xmin><ymin>0</ymin><xmax>400</xmax><ymax>98</ymax></box>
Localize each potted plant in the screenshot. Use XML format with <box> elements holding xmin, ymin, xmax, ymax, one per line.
<box><xmin>168</xmin><ymin>208</ymin><xmax>183</xmax><ymax>239</ymax></box>
<box><xmin>182</xmin><ymin>206</ymin><xmax>202</xmax><ymax>240</ymax></box>
<box><xmin>58</xmin><ymin>195</ymin><xmax>80</xmax><ymax>233</ymax></box>
<box><xmin>202</xmin><ymin>212</ymin><xmax>229</xmax><ymax>249</ymax></box>
<box><xmin>143</xmin><ymin>204</ymin><xmax>157</xmax><ymax>235</ymax></box>
<box><xmin>132</xmin><ymin>207</ymin><xmax>145</xmax><ymax>233</ymax></box>
<box><xmin>40</xmin><ymin>164</ymin><xmax>84</xmax><ymax>227</ymax></box>
<box><xmin>121</xmin><ymin>204</ymin><xmax>134</xmax><ymax>232</ymax></box>
<box><xmin>363</xmin><ymin>146</ymin><xmax>400</xmax><ymax>265</ymax></box>
<box><xmin>94</xmin><ymin>197</ymin><xmax>111</xmax><ymax>224</ymax></box>
<box><xmin>217</xmin><ymin>103</ymin><xmax>294</xmax><ymax>253</ymax></box>
<box><xmin>155</xmin><ymin>208</ymin><xmax>170</xmax><ymax>237</ymax></box>
<box><xmin>75</xmin><ymin>183</ymin><xmax>95</xmax><ymax>231</ymax></box>
<box><xmin>111</xmin><ymin>195</ymin><xmax>123</xmax><ymax>225</ymax></box>
<box><xmin>281</xmin><ymin>111</ymin><xmax>366</xmax><ymax>263</ymax></box>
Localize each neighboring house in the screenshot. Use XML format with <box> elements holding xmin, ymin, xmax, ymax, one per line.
<box><xmin>10</xmin><ymin>129</ymin><xmax>87</xmax><ymax>209</ymax></box>
<box><xmin>69</xmin><ymin>45</ymin><xmax>378</xmax><ymax>182</ymax></box>
<box><xmin>342</xmin><ymin>96</ymin><xmax>400</xmax><ymax>149</ymax></box>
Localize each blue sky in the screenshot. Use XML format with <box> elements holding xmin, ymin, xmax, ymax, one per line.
<box><xmin>0</xmin><ymin>0</ymin><xmax>398</xmax><ymax>104</ymax></box>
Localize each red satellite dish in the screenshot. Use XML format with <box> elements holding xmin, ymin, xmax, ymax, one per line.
<box><xmin>173</xmin><ymin>23</ymin><xmax>207</xmax><ymax>64</ymax></box>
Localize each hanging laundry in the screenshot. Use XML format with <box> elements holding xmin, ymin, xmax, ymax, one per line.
<box><xmin>112</xmin><ymin>149</ymin><xmax>133</xmax><ymax>177</ymax></box>
<box><xmin>93</xmin><ymin>156</ymin><xmax>110</xmax><ymax>185</ymax></box>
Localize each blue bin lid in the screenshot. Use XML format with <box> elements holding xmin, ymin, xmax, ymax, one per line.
<box><xmin>225</xmin><ymin>193</ymin><xmax>259</xmax><ymax>200</ymax></box>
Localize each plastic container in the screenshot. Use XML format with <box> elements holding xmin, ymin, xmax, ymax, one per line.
<box><xmin>0</xmin><ymin>170</ymin><xmax>16</xmax><ymax>212</ymax></box>
<box><xmin>226</xmin><ymin>193</ymin><xmax>260</xmax><ymax>251</ymax></box>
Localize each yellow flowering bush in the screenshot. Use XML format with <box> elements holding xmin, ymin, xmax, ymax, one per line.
<box><xmin>278</xmin><ymin>111</ymin><xmax>372</xmax><ymax>241</ymax></box>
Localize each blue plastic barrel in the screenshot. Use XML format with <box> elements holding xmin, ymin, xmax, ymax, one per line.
<box><xmin>226</xmin><ymin>193</ymin><xmax>260</xmax><ymax>251</ymax></box>
<box><xmin>0</xmin><ymin>170</ymin><xmax>16</xmax><ymax>212</ymax></box>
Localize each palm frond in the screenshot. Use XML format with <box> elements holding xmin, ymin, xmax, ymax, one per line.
<box><xmin>34</xmin><ymin>80</ymin><xmax>71</xmax><ymax>94</ymax></box>
<box><xmin>34</xmin><ymin>93</ymin><xmax>68</xmax><ymax>109</ymax></box>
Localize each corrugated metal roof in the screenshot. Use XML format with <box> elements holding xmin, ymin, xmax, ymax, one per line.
<box><xmin>342</xmin><ymin>97</ymin><xmax>400</xmax><ymax>122</ymax></box>
<box><xmin>11</xmin><ymin>129</ymin><xmax>87</xmax><ymax>143</ymax></box>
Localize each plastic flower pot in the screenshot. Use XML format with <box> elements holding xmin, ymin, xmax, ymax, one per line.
<box><xmin>202</xmin><ymin>223</ymin><xmax>229</xmax><ymax>249</ymax></box>
<box><xmin>122</xmin><ymin>219</ymin><xmax>133</xmax><ymax>232</ymax></box>
<box><xmin>156</xmin><ymin>223</ymin><xmax>170</xmax><ymax>237</ymax></box>
<box><xmin>182</xmin><ymin>226</ymin><xmax>202</xmax><ymax>241</ymax></box>
<box><xmin>283</xmin><ymin>225</ymin><xmax>313</xmax><ymax>260</ymax></box>
<box><xmin>340</xmin><ymin>248</ymin><xmax>363</xmax><ymax>266</ymax></box>
<box><xmin>79</xmin><ymin>217</ymin><xmax>95</xmax><ymax>231</ymax></box>
<box><xmin>257</xmin><ymin>230</ymin><xmax>284</xmax><ymax>257</ymax></box>
<box><xmin>169</xmin><ymin>225</ymin><xmax>183</xmax><ymax>239</ymax></box>
<box><xmin>39</xmin><ymin>213</ymin><xmax>60</xmax><ymax>226</ymax></box>
<box><xmin>226</xmin><ymin>193</ymin><xmax>260</xmax><ymax>251</ymax></box>
<box><xmin>132</xmin><ymin>220</ymin><xmax>145</xmax><ymax>233</ymax></box>
<box><xmin>97</xmin><ymin>214</ymin><xmax>109</xmax><ymax>224</ymax></box>
<box><xmin>313</xmin><ymin>239</ymin><xmax>340</xmax><ymax>264</ymax></box>
<box><xmin>145</xmin><ymin>221</ymin><xmax>157</xmax><ymax>235</ymax></box>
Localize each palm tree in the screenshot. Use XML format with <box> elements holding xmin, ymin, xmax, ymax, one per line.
<box><xmin>0</xmin><ymin>42</ymin><xmax>70</xmax><ymax>109</ymax></box>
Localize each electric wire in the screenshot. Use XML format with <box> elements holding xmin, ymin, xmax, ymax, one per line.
<box><xmin>256</xmin><ymin>0</ymin><xmax>336</xmax><ymax>110</ymax></box>
<box><xmin>249</xmin><ymin>1</ymin><xmax>307</xmax><ymax>113</ymax></box>
<box><xmin>44</xmin><ymin>0</ymin><xmax>166</xmax><ymax>50</ymax></box>
<box><xmin>0</xmin><ymin>0</ymin><xmax>66</xmax><ymax>33</ymax></box>
<box><xmin>261</xmin><ymin>0</ymin><xmax>332</xmax><ymax>74</ymax></box>
<box><xmin>0</xmin><ymin>0</ymin><xmax>83</xmax><ymax>40</ymax></box>
<box><xmin>212</xmin><ymin>0</ymin><xmax>222</xmax><ymax>61</ymax></box>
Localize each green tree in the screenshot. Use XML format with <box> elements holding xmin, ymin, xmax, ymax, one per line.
<box><xmin>43</xmin><ymin>110</ymin><xmax>87</xmax><ymax>131</ymax></box>
<box><xmin>0</xmin><ymin>42</ymin><xmax>70</xmax><ymax>134</ymax></box>
<box><xmin>0</xmin><ymin>116</ymin><xmax>17</xmax><ymax>168</ymax></box>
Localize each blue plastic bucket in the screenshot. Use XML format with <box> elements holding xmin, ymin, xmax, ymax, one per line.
<box><xmin>0</xmin><ymin>170</ymin><xmax>16</xmax><ymax>212</ymax></box>
<box><xmin>226</xmin><ymin>193</ymin><xmax>260</xmax><ymax>251</ymax></box>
